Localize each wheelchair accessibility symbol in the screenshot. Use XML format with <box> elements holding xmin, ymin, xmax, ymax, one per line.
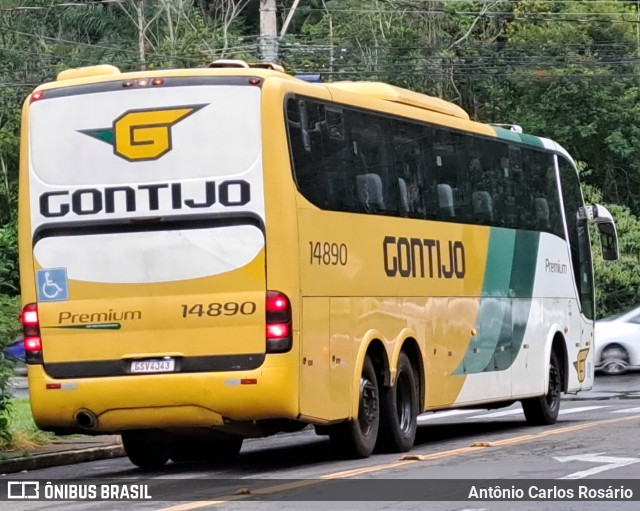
<box><xmin>36</xmin><ymin>268</ymin><xmax>69</xmax><ymax>302</ymax></box>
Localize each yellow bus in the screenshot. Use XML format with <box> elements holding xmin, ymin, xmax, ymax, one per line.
<box><xmin>19</xmin><ymin>60</ymin><xmax>619</xmax><ymax>467</ymax></box>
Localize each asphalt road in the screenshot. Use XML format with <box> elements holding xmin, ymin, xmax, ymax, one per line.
<box><xmin>4</xmin><ymin>373</ymin><xmax>640</xmax><ymax>511</ymax></box>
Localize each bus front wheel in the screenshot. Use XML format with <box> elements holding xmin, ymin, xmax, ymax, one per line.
<box><xmin>122</xmin><ymin>432</ymin><xmax>170</xmax><ymax>469</ymax></box>
<box><xmin>329</xmin><ymin>355</ymin><xmax>380</xmax><ymax>458</ymax></box>
<box><xmin>377</xmin><ymin>352</ymin><xmax>418</xmax><ymax>452</ymax></box>
<box><xmin>522</xmin><ymin>350</ymin><xmax>562</xmax><ymax>425</ymax></box>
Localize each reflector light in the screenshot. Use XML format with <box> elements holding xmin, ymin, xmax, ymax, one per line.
<box><xmin>240</xmin><ymin>379</ymin><xmax>257</xmax><ymax>385</ymax></box>
<box><xmin>24</xmin><ymin>336</ymin><xmax>42</xmax><ymax>352</ymax></box>
<box><xmin>151</xmin><ymin>78</ymin><xmax>165</xmax><ymax>86</ymax></box>
<box><xmin>31</xmin><ymin>91</ymin><xmax>44</xmax><ymax>101</ymax></box>
<box><xmin>46</xmin><ymin>383</ymin><xmax>62</xmax><ymax>390</ymax></box>
<box><xmin>266</xmin><ymin>323</ymin><xmax>290</xmax><ymax>339</ymax></box>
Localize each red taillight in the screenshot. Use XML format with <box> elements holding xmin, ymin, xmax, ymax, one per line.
<box><xmin>22</xmin><ymin>309</ymin><xmax>40</xmax><ymax>326</ymax></box>
<box><xmin>21</xmin><ymin>303</ymin><xmax>43</xmax><ymax>363</ymax></box>
<box><xmin>266</xmin><ymin>323</ymin><xmax>290</xmax><ymax>339</ymax></box>
<box><xmin>266</xmin><ymin>291</ymin><xmax>292</xmax><ymax>353</ymax></box>
<box><xmin>24</xmin><ymin>336</ymin><xmax>42</xmax><ymax>352</ymax></box>
<box><xmin>21</xmin><ymin>303</ymin><xmax>39</xmax><ymax>337</ymax></box>
<box><xmin>151</xmin><ymin>78</ymin><xmax>165</xmax><ymax>86</ymax></box>
<box><xmin>266</xmin><ymin>292</ymin><xmax>289</xmax><ymax>313</ymax></box>
<box><xmin>31</xmin><ymin>90</ymin><xmax>44</xmax><ymax>101</ymax></box>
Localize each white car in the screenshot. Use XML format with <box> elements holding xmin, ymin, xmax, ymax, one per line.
<box><xmin>594</xmin><ymin>306</ymin><xmax>640</xmax><ymax>375</ymax></box>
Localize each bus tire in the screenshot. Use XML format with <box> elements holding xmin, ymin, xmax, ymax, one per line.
<box><xmin>329</xmin><ymin>355</ymin><xmax>380</xmax><ymax>458</ymax></box>
<box><xmin>522</xmin><ymin>350</ymin><xmax>562</xmax><ymax>425</ymax></box>
<box><xmin>204</xmin><ymin>437</ymin><xmax>243</xmax><ymax>464</ymax></box>
<box><xmin>122</xmin><ymin>432</ymin><xmax>169</xmax><ymax>469</ymax></box>
<box><xmin>377</xmin><ymin>352</ymin><xmax>418</xmax><ymax>452</ymax></box>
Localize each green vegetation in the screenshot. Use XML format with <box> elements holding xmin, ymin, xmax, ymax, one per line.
<box><xmin>0</xmin><ymin>295</ymin><xmax>19</xmax><ymax>445</ymax></box>
<box><xmin>1</xmin><ymin>0</ymin><xmax>640</xmax><ymax>442</ymax></box>
<box><xmin>0</xmin><ymin>398</ymin><xmax>54</xmax><ymax>453</ymax></box>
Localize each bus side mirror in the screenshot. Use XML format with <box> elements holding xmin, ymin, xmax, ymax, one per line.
<box><xmin>579</xmin><ymin>204</ymin><xmax>619</xmax><ymax>261</ymax></box>
<box><xmin>597</xmin><ymin>221</ymin><xmax>619</xmax><ymax>261</ymax></box>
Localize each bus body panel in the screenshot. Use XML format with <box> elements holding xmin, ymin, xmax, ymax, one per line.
<box><xmin>297</xmin><ymin>203</ymin><xmax>590</xmax><ymax>413</ymax></box>
<box><xmin>27</xmin><ymin>342</ymin><xmax>300</xmax><ymax>431</ymax></box>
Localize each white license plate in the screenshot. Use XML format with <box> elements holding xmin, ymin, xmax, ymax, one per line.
<box><xmin>130</xmin><ymin>358</ymin><xmax>175</xmax><ymax>374</ymax></box>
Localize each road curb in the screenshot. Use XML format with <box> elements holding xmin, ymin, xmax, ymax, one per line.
<box><xmin>0</xmin><ymin>445</ymin><xmax>125</xmax><ymax>474</ymax></box>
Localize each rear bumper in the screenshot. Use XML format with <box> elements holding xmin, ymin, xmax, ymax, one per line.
<box><xmin>28</xmin><ymin>348</ymin><xmax>300</xmax><ymax>432</ymax></box>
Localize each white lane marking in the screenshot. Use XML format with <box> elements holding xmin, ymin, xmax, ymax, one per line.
<box><xmin>417</xmin><ymin>410</ymin><xmax>478</xmax><ymax>422</ymax></box>
<box><xmin>555</xmin><ymin>452</ymin><xmax>640</xmax><ymax>479</ymax></box>
<box><xmin>470</xmin><ymin>405</ymin><xmax>608</xmax><ymax>420</ymax></box>
<box><xmin>612</xmin><ymin>406</ymin><xmax>640</xmax><ymax>414</ymax></box>
<box><xmin>468</xmin><ymin>408</ymin><xmax>523</xmax><ymax>419</ymax></box>
<box><xmin>559</xmin><ymin>405</ymin><xmax>609</xmax><ymax>415</ymax></box>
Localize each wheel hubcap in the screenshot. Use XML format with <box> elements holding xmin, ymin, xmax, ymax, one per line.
<box><xmin>396</xmin><ymin>371</ymin><xmax>412</xmax><ymax>433</ymax></box>
<box><xmin>358</xmin><ymin>377</ymin><xmax>378</xmax><ymax>435</ymax></box>
<box><xmin>602</xmin><ymin>347</ymin><xmax>628</xmax><ymax>374</ymax></box>
<box><xmin>546</xmin><ymin>361</ymin><xmax>561</xmax><ymax>409</ymax></box>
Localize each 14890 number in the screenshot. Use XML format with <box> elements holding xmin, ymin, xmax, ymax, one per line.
<box><xmin>309</xmin><ymin>241</ymin><xmax>348</xmax><ymax>266</ymax></box>
<box><xmin>181</xmin><ymin>301</ymin><xmax>256</xmax><ymax>318</ymax></box>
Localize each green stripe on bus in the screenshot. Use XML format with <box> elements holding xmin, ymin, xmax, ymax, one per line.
<box><xmin>481</xmin><ymin>229</ymin><xmax>515</xmax><ymax>296</ymax></box>
<box><xmin>493</xmin><ymin>127</ymin><xmax>546</xmax><ymax>150</ymax></box>
<box><xmin>518</xmin><ymin>133</ymin><xmax>545</xmax><ymax>149</ymax></box>
<box><xmin>485</xmin><ymin>230</ymin><xmax>540</xmax><ymax>372</ymax></box>
<box><xmin>493</xmin><ymin>126</ymin><xmax>522</xmax><ymax>143</ymax></box>
<box><xmin>455</xmin><ymin>230</ymin><xmax>540</xmax><ymax>375</ymax></box>
<box><xmin>454</xmin><ymin>229</ymin><xmax>515</xmax><ymax>374</ymax></box>
<box><xmin>504</xmin><ymin>231</ymin><xmax>540</xmax><ymax>365</ymax></box>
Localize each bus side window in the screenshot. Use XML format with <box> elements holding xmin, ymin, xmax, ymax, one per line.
<box><xmin>521</xmin><ymin>149</ymin><xmax>564</xmax><ymax>237</ymax></box>
<box><xmin>346</xmin><ymin>111</ymin><xmax>398</xmax><ymax>215</ymax></box>
<box><xmin>325</xmin><ymin>106</ymin><xmax>344</xmax><ymax>140</ymax></box>
<box><xmin>287</xmin><ymin>98</ymin><xmax>339</xmax><ymax>210</ymax></box>
<box><xmin>356</xmin><ymin>173</ymin><xmax>386</xmax><ymax>213</ymax></box>
<box><xmin>431</xmin><ymin>129</ymin><xmax>462</xmax><ymax>221</ymax></box>
<box><xmin>392</xmin><ymin>120</ymin><xmax>427</xmax><ymax>218</ymax></box>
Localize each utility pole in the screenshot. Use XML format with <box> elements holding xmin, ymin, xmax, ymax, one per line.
<box><xmin>260</xmin><ymin>0</ymin><xmax>278</xmax><ymax>63</ymax></box>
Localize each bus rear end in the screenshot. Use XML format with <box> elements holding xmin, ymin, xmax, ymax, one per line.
<box><xmin>19</xmin><ymin>70</ymin><xmax>298</xmax><ymax>457</ymax></box>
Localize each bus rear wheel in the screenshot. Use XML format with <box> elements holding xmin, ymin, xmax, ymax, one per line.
<box><xmin>377</xmin><ymin>352</ymin><xmax>418</xmax><ymax>452</ymax></box>
<box><xmin>522</xmin><ymin>350</ymin><xmax>562</xmax><ymax>425</ymax></box>
<box><xmin>122</xmin><ymin>432</ymin><xmax>170</xmax><ymax>469</ymax></box>
<box><xmin>329</xmin><ymin>355</ymin><xmax>380</xmax><ymax>458</ymax></box>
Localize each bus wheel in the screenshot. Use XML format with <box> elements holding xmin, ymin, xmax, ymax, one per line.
<box><xmin>329</xmin><ymin>355</ymin><xmax>380</xmax><ymax>458</ymax></box>
<box><xmin>522</xmin><ymin>351</ymin><xmax>562</xmax><ymax>425</ymax></box>
<box><xmin>377</xmin><ymin>352</ymin><xmax>418</xmax><ymax>452</ymax></box>
<box><xmin>122</xmin><ymin>432</ymin><xmax>169</xmax><ymax>469</ymax></box>
<box><xmin>203</xmin><ymin>438</ymin><xmax>243</xmax><ymax>464</ymax></box>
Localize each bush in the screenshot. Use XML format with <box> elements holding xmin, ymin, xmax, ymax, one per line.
<box><xmin>0</xmin><ymin>294</ymin><xmax>20</xmax><ymax>443</ymax></box>
<box><xmin>583</xmin><ymin>184</ymin><xmax>640</xmax><ymax>317</ymax></box>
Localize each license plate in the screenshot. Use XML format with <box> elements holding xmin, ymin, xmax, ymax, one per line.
<box><xmin>130</xmin><ymin>358</ymin><xmax>175</xmax><ymax>374</ymax></box>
